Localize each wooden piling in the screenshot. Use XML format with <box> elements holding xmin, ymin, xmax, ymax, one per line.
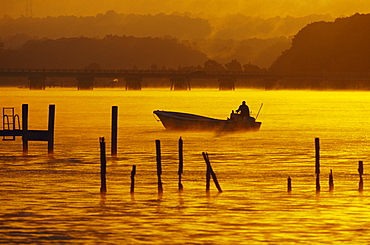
<box><xmin>100</xmin><ymin>137</ymin><xmax>107</xmax><ymax>193</ymax></box>
<box><xmin>206</xmin><ymin>162</ymin><xmax>211</xmax><ymax>193</ymax></box>
<box><xmin>47</xmin><ymin>104</ymin><xmax>55</xmax><ymax>155</ymax></box>
<box><xmin>315</xmin><ymin>137</ymin><xmax>320</xmax><ymax>192</ymax></box>
<box><xmin>329</xmin><ymin>169</ymin><xmax>334</xmax><ymax>192</ymax></box>
<box><xmin>202</xmin><ymin>152</ymin><xmax>222</xmax><ymax>193</ymax></box>
<box><xmin>22</xmin><ymin>104</ymin><xmax>28</xmax><ymax>155</ymax></box>
<box><xmin>130</xmin><ymin>165</ymin><xmax>136</xmax><ymax>194</ymax></box>
<box><xmin>204</xmin><ymin>152</ymin><xmax>210</xmax><ymax>193</ymax></box>
<box><xmin>358</xmin><ymin>161</ymin><xmax>364</xmax><ymax>175</ymax></box>
<box><xmin>287</xmin><ymin>176</ymin><xmax>292</xmax><ymax>193</ymax></box>
<box><xmin>155</xmin><ymin>140</ymin><xmax>163</xmax><ymax>194</ymax></box>
<box><xmin>111</xmin><ymin>106</ymin><xmax>118</xmax><ymax>157</ymax></box>
<box><xmin>178</xmin><ymin>137</ymin><xmax>184</xmax><ymax>192</ymax></box>
<box><xmin>358</xmin><ymin>161</ymin><xmax>364</xmax><ymax>192</ymax></box>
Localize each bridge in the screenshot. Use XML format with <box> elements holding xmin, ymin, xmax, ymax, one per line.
<box><xmin>0</xmin><ymin>68</ymin><xmax>369</xmax><ymax>90</ymax></box>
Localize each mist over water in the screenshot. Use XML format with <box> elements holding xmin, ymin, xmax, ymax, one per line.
<box><xmin>1</xmin><ymin>88</ymin><xmax>370</xmax><ymax>244</ymax></box>
<box><xmin>2</xmin><ymin>0</ymin><xmax>369</xmax><ymax>18</ymax></box>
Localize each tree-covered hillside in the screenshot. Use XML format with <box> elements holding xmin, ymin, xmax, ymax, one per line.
<box><xmin>0</xmin><ymin>35</ymin><xmax>208</xmax><ymax>69</ymax></box>
<box><xmin>270</xmin><ymin>13</ymin><xmax>370</xmax><ymax>73</ymax></box>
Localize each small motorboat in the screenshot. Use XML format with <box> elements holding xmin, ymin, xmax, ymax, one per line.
<box><xmin>153</xmin><ymin>110</ymin><xmax>261</xmax><ymax>131</ymax></box>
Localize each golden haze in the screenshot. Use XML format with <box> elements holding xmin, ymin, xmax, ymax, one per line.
<box><xmin>2</xmin><ymin>0</ymin><xmax>370</xmax><ymax>18</ymax></box>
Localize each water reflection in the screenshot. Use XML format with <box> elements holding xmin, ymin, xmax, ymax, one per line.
<box><xmin>1</xmin><ymin>89</ymin><xmax>370</xmax><ymax>243</ymax></box>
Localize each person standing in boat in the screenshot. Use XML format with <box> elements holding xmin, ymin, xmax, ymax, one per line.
<box><xmin>236</xmin><ymin>101</ymin><xmax>250</xmax><ymax>118</ymax></box>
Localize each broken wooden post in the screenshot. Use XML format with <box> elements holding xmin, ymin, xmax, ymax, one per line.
<box><xmin>178</xmin><ymin>137</ymin><xmax>184</xmax><ymax>192</ymax></box>
<box><xmin>130</xmin><ymin>165</ymin><xmax>136</xmax><ymax>194</ymax></box>
<box><xmin>47</xmin><ymin>104</ymin><xmax>55</xmax><ymax>155</ymax></box>
<box><xmin>358</xmin><ymin>161</ymin><xmax>364</xmax><ymax>192</ymax></box>
<box><xmin>100</xmin><ymin>137</ymin><xmax>107</xmax><ymax>193</ymax></box>
<box><xmin>206</xmin><ymin>163</ymin><xmax>211</xmax><ymax>194</ymax></box>
<box><xmin>315</xmin><ymin>137</ymin><xmax>320</xmax><ymax>193</ymax></box>
<box><xmin>111</xmin><ymin>106</ymin><xmax>118</xmax><ymax>157</ymax></box>
<box><xmin>287</xmin><ymin>176</ymin><xmax>292</xmax><ymax>193</ymax></box>
<box><xmin>22</xmin><ymin>104</ymin><xmax>28</xmax><ymax>155</ymax></box>
<box><xmin>329</xmin><ymin>169</ymin><xmax>334</xmax><ymax>192</ymax></box>
<box><xmin>156</xmin><ymin>140</ymin><xmax>163</xmax><ymax>194</ymax></box>
<box><xmin>202</xmin><ymin>152</ymin><xmax>211</xmax><ymax>193</ymax></box>
<box><xmin>202</xmin><ymin>152</ymin><xmax>222</xmax><ymax>193</ymax></box>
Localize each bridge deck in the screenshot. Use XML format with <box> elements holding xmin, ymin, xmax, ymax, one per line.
<box><xmin>1</xmin><ymin>68</ymin><xmax>368</xmax><ymax>79</ymax></box>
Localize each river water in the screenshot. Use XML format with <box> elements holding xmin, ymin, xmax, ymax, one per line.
<box><xmin>1</xmin><ymin>88</ymin><xmax>370</xmax><ymax>244</ymax></box>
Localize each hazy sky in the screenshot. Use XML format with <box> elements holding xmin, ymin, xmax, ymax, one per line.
<box><xmin>2</xmin><ymin>0</ymin><xmax>370</xmax><ymax>18</ymax></box>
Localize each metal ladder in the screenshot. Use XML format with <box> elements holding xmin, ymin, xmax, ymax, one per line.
<box><xmin>2</xmin><ymin>108</ymin><xmax>20</xmax><ymax>141</ymax></box>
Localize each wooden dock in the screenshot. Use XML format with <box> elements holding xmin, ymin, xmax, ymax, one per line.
<box><xmin>0</xmin><ymin>104</ymin><xmax>55</xmax><ymax>155</ymax></box>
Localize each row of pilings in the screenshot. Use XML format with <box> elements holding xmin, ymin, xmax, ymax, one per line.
<box><xmin>1</xmin><ymin>105</ymin><xmax>365</xmax><ymax>194</ymax></box>
<box><xmin>99</xmin><ymin>135</ymin><xmax>365</xmax><ymax>196</ymax></box>
<box><xmin>99</xmin><ymin>136</ymin><xmax>223</xmax><ymax>196</ymax></box>
<box><xmin>287</xmin><ymin>137</ymin><xmax>365</xmax><ymax>194</ymax></box>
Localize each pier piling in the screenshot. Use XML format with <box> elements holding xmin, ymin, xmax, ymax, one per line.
<box><xmin>100</xmin><ymin>137</ymin><xmax>107</xmax><ymax>193</ymax></box>
<box><xmin>358</xmin><ymin>161</ymin><xmax>364</xmax><ymax>192</ymax></box>
<box><xmin>178</xmin><ymin>137</ymin><xmax>184</xmax><ymax>192</ymax></box>
<box><xmin>22</xmin><ymin>104</ymin><xmax>29</xmax><ymax>155</ymax></box>
<box><xmin>130</xmin><ymin>165</ymin><xmax>136</xmax><ymax>194</ymax></box>
<box><xmin>111</xmin><ymin>106</ymin><xmax>118</xmax><ymax>157</ymax></box>
<box><xmin>47</xmin><ymin>105</ymin><xmax>55</xmax><ymax>155</ymax></box>
<box><xmin>202</xmin><ymin>152</ymin><xmax>222</xmax><ymax>193</ymax></box>
<box><xmin>206</xmin><ymin>163</ymin><xmax>211</xmax><ymax>194</ymax></box>
<box><xmin>329</xmin><ymin>169</ymin><xmax>334</xmax><ymax>192</ymax></box>
<box><xmin>315</xmin><ymin>138</ymin><xmax>321</xmax><ymax>193</ymax></box>
<box><xmin>155</xmin><ymin>140</ymin><xmax>163</xmax><ymax>195</ymax></box>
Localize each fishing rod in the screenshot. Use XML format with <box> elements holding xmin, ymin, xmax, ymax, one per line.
<box><xmin>255</xmin><ymin>103</ymin><xmax>263</xmax><ymax>120</ymax></box>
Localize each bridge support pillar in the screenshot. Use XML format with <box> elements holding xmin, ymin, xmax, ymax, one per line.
<box><xmin>219</xmin><ymin>78</ymin><xmax>235</xmax><ymax>91</ymax></box>
<box><xmin>125</xmin><ymin>77</ymin><xmax>142</xmax><ymax>90</ymax></box>
<box><xmin>264</xmin><ymin>79</ymin><xmax>279</xmax><ymax>90</ymax></box>
<box><xmin>170</xmin><ymin>77</ymin><xmax>191</xmax><ymax>91</ymax></box>
<box><xmin>29</xmin><ymin>77</ymin><xmax>46</xmax><ymax>90</ymax></box>
<box><xmin>77</xmin><ymin>77</ymin><xmax>94</xmax><ymax>90</ymax></box>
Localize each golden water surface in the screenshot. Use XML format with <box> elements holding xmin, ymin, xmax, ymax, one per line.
<box><xmin>1</xmin><ymin>88</ymin><xmax>370</xmax><ymax>244</ymax></box>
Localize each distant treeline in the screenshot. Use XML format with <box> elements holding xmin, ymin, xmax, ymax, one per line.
<box><xmin>0</xmin><ymin>11</ymin><xmax>332</xmax><ymax>41</ymax></box>
<box><xmin>1</xmin><ymin>12</ymin><xmax>370</xmax><ymax>90</ymax></box>
<box><xmin>0</xmin><ymin>35</ymin><xmax>208</xmax><ymax>69</ymax></box>
<box><xmin>0</xmin><ymin>11</ymin><xmax>332</xmax><ymax>68</ymax></box>
<box><xmin>0</xmin><ymin>35</ymin><xmax>265</xmax><ymax>72</ymax></box>
<box><xmin>0</xmin><ymin>11</ymin><xmax>212</xmax><ymax>41</ymax></box>
<box><xmin>271</xmin><ymin>13</ymin><xmax>370</xmax><ymax>73</ymax></box>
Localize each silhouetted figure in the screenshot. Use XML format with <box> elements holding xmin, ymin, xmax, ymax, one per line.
<box><xmin>236</xmin><ymin>101</ymin><xmax>250</xmax><ymax>118</ymax></box>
